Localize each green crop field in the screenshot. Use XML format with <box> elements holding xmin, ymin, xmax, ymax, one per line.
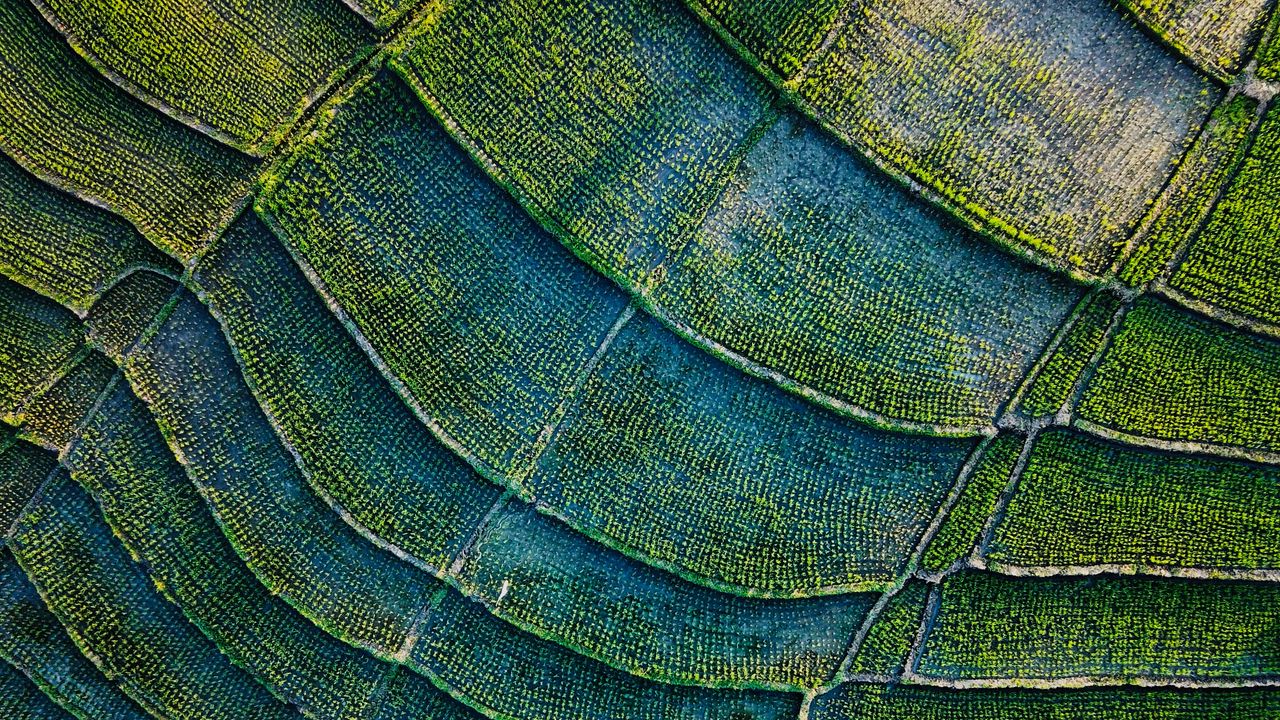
<box><xmin>2</xmin><ymin>0</ymin><xmax>1280</xmax><ymax>717</ymax></box>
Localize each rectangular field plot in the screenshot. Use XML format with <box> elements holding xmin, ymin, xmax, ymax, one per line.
<box><xmin>259</xmin><ymin>70</ymin><xmax>630</xmax><ymax>479</ymax></box>
<box><xmin>0</xmin><ymin>278</ymin><xmax>83</xmax><ymax>423</ymax></box>
<box><xmin>39</xmin><ymin>0</ymin><xmax>373</xmax><ymax>153</ymax></box>
<box><xmin>530</xmin><ymin>313</ymin><xmax>977</xmax><ymax>595</ymax></box>
<box><xmin>916</xmin><ymin>571</ymin><xmax>1280</xmax><ymax>682</ymax></box>
<box><xmin>9</xmin><ymin>471</ymin><xmax>294</xmax><ymax>720</ymax></box>
<box><xmin>0</xmin><ymin>0</ymin><xmax>256</xmax><ymax>260</ymax></box>
<box><xmin>456</xmin><ymin>501</ymin><xmax>874</xmax><ymax>689</ymax></box>
<box><xmin>394</xmin><ymin>0</ymin><xmax>773</xmax><ymax>288</ymax></box>
<box><xmin>797</xmin><ymin>0</ymin><xmax>1217</xmax><ymax>276</ymax></box>
<box><xmin>688</xmin><ymin>0</ymin><xmax>845</xmax><ymax>79</ymax></box>
<box><xmin>0</xmin><ymin>152</ymin><xmax>175</xmax><ymax>313</ymax></box>
<box><xmin>194</xmin><ymin>213</ymin><xmax>502</xmax><ymax>573</ymax></box>
<box><xmin>1117</xmin><ymin>0</ymin><xmax>1272</xmax><ymax>77</ymax></box>
<box><xmin>810</xmin><ymin>682</ymin><xmax>1280</xmax><ymax>719</ymax></box>
<box><xmin>987</xmin><ymin>427</ymin><xmax>1280</xmax><ymax>572</ymax></box>
<box><xmin>411</xmin><ymin>591</ymin><xmax>802</xmax><ymax>720</ymax></box>
<box><xmin>67</xmin><ymin>379</ymin><xmax>418</xmax><ymax>720</ymax></box>
<box><xmin>0</xmin><ymin>545</ymin><xmax>148</xmax><ymax>720</ymax></box>
<box><xmin>1171</xmin><ymin>101</ymin><xmax>1280</xmax><ymax>324</ymax></box>
<box><xmin>125</xmin><ymin>291</ymin><xmax>442</xmax><ymax>655</ymax></box>
<box><xmin>1079</xmin><ymin>297</ymin><xmax>1280</xmax><ymax>451</ymax></box>
<box><xmin>655</xmin><ymin>113</ymin><xmax>1082</xmax><ymax>428</ymax></box>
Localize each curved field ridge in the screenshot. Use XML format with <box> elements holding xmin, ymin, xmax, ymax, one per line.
<box><xmin>0</xmin><ymin>278</ymin><xmax>82</xmax><ymax>424</ymax></box>
<box><xmin>259</xmin><ymin>69</ymin><xmax>634</xmax><ymax>481</ymax></box>
<box><xmin>1116</xmin><ymin>0</ymin><xmax>1272</xmax><ymax>78</ymax></box>
<box><xmin>531</xmin><ymin>313</ymin><xmax>977</xmax><ymax>594</ymax></box>
<box><xmin>2</xmin><ymin>0</ymin><xmax>1280</xmax><ymax>714</ymax></box>
<box><xmin>696</xmin><ymin>0</ymin><xmax>1219</xmax><ymax>277</ymax></box>
<box><xmin>0</xmin><ymin>439</ymin><xmax>151</xmax><ymax>720</ymax></box>
<box><xmin>0</xmin><ymin>545</ymin><xmax>150</xmax><ymax>720</ymax></box>
<box><xmin>0</xmin><ymin>657</ymin><xmax>77</xmax><ymax>720</ymax></box>
<box><xmin>33</xmin><ymin>0</ymin><xmax>372</xmax><ymax>154</ymax></box>
<box><xmin>654</xmin><ymin>113</ymin><xmax>1081</xmax><ymax>427</ymax></box>
<box><xmin>257</xmin><ymin>65</ymin><xmax>983</xmax><ymax>598</ymax></box>
<box><xmin>194</xmin><ymin>211</ymin><xmax>884</xmax><ymax>687</ymax></box>
<box><xmin>0</xmin><ymin>0</ymin><xmax>257</xmax><ymax>260</ymax></box>
<box><xmin>126</xmin><ymin>290</ymin><xmax>442</xmax><ymax>657</ymax></box>
<box><xmin>66</xmin><ymin>375</ymin><xmax>477</xmax><ymax>720</ymax></box>
<box><xmin>392</xmin><ymin>0</ymin><xmax>1086</xmax><ymax>431</ymax></box>
<box><xmin>124</xmin><ymin>283</ymin><xmax>814</xmax><ymax>707</ymax></box>
<box><xmin>10</xmin><ymin>469</ymin><xmax>296</xmax><ymax>719</ymax></box>
<box><xmin>395</xmin><ymin>0</ymin><xmax>774</xmax><ymax>291</ymax></box>
<box><xmin>0</xmin><ymin>151</ymin><xmax>177</xmax><ymax>314</ymax></box>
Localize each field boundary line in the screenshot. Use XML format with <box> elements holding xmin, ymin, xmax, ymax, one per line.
<box><xmin>982</xmin><ymin>560</ymin><xmax>1280</xmax><ymax>583</ymax></box>
<box><xmin>517</xmin><ymin>303</ymin><xmax>636</xmax><ymax>484</ymax></box>
<box><xmin>389</xmin><ymin>57</ymin><xmax>993</xmax><ymax>439</ymax></box>
<box><xmin>1073</xmin><ymin>419</ymin><xmax>1280</xmax><ymax>465</ymax></box>
<box><xmin>1154</xmin><ymin>282</ymin><xmax>1280</xmax><ymax>341</ymax></box>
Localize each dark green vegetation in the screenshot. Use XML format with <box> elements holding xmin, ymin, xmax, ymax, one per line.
<box><xmin>0</xmin><ymin>0</ymin><xmax>256</xmax><ymax>259</ymax></box>
<box><xmin>989</xmin><ymin>428</ymin><xmax>1280</xmax><ymax>571</ymax></box>
<box><xmin>11</xmin><ymin>470</ymin><xmax>294</xmax><ymax>719</ymax></box>
<box><xmin>0</xmin><ymin>656</ymin><xmax>76</xmax><ymax>720</ymax></box>
<box><xmin>259</xmin><ymin>71</ymin><xmax>631</xmax><ymax>479</ymax></box>
<box><xmin>126</xmin><ymin>290</ymin><xmax>441</xmax><ymax>656</ymax></box>
<box><xmin>811</xmin><ymin>683</ymin><xmax>1280</xmax><ymax>719</ymax></box>
<box><xmin>654</xmin><ymin>113</ymin><xmax>1081</xmax><ymax>428</ymax></box>
<box><xmin>20</xmin><ymin>350</ymin><xmax>115</xmax><ymax>449</ymax></box>
<box><xmin>408</xmin><ymin>592</ymin><xmax>799</xmax><ymax>720</ymax></box>
<box><xmin>66</xmin><ymin>374</ymin><xmax>467</xmax><ymax>719</ymax></box>
<box><xmin>349</xmin><ymin>0</ymin><xmax>418</xmax><ymax>30</ymax></box>
<box><xmin>195</xmin><ymin>211</ymin><xmax>501</xmax><ymax>578</ymax></box>
<box><xmin>920</xmin><ymin>434</ymin><xmax>1025</xmax><ymax>574</ymax></box>
<box><xmin>396</xmin><ymin>0</ymin><xmax>772</xmax><ymax>290</ymax></box>
<box><xmin>394</xmin><ymin>0</ymin><xmax>1086</xmax><ymax>431</ymax></box>
<box><xmin>1171</xmin><ymin>100</ymin><xmax>1280</xmax><ymax>324</ymax></box>
<box><xmin>531</xmin><ymin>313</ymin><xmax>976</xmax><ymax>594</ymax></box>
<box><xmin>845</xmin><ymin>579</ymin><xmax>929</xmax><ymax>676</ymax></box>
<box><xmin>1014</xmin><ymin>292</ymin><xmax>1124</xmax><ymax>419</ymax></box>
<box><xmin>917</xmin><ymin>571</ymin><xmax>1280</xmax><ymax>681</ymax></box>
<box><xmin>0</xmin><ymin>152</ymin><xmax>176</xmax><ymax>313</ymax></box>
<box><xmin>84</xmin><ymin>270</ymin><xmax>177</xmax><ymax>362</ymax></box>
<box><xmin>1080</xmin><ymin>297</ymin><xmax>1280</xmax><ymax>451</ymax></box>
<box><xmin>0</xmin><ymin>543</ymin><xmax>149</xmax><ymax>720</ymax></box>
<box><xmin>1120</xmin><ymin>95</ymin><xmax>1257</xmax><ymax>287</ymax></box>
<box><xmin>454</xmin><ymin>501</ymin><xmax>874</xmax><ymax>688</ymax></box>
<box><xmin>2</xmin><ymin>0</ymin><xmax>1280</xmax><ymax>716</ymax></box>
<box><xmin>0</xmin><ymin>277</ymin><xmax>82</xmax><ymax>423</ymax></box>
<box><xmin>37</xmin><ymin>0</ymin><xmax>373</xmax><ymax>152</ymax></box>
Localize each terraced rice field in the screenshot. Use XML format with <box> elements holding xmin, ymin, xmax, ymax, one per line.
<box><xmin>1</xmin><ymin>0</ymin><xmax>1279</xmax><ymax>717</ymax></box>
